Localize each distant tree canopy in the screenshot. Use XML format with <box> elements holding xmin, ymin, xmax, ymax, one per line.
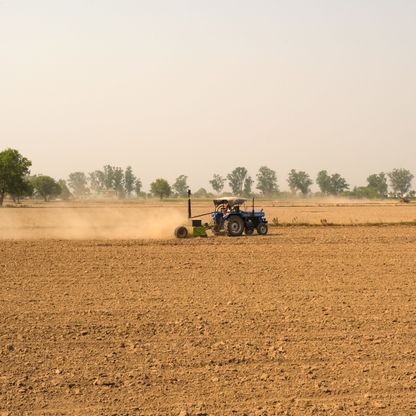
<box><xmin>256</xmin><ymin>166</ymin><xmax>279</xmax><ymax>196</ymax></box>
<box><xmin>349</xmin><ymin>171</ymin><xmax>410</xmax><ymax>200</ymax></box>
<box><xmin>124</xmin><ymin>166</ymin><xmax>136</xmax><ymax>197</ymax></box>
<box><xmin>31</xmin><ymin>175</ymin><xmax>62</xmax><ymax>201</ymax></box>
<box><xmin>150</xmin><ymin>178</ymin><xmax>171</xmax><ymax>199</ymax></box>
<box><xmin>88</xmin><ymin>165</ymin><xmax>141</xmax><ymax>198</ymax></box>
<box><xmin>349</xmin><ymin>186</ymin><xmax>377</xmax><ymax>199</ymax></box>
<box><xmin>172</xmin><ymin>175</ymin><xmax>188</xmax><ymax>198</ymax></box>
<box><xmin>209</xmin><ymin>174</ymin><xmax>225</xmax><ymax>194</ymax></box>
<box><xmin>287</xmin><ymin>169</ymin><xmax>313</xmax><ymax>195</ymax></box>
<box><xmin>194</xmin><ymin>187</ymin><xmax>211</xmax><ymax>198</ymax></box>
<box><xmin>243</xmin><ymin>175</ymin><xmax>254</xmax><ymax>197</ymax></box>
<box><xmin>227</xmin><ymin>167</ymin><xmax>248</xmax><ymax>195</ymax></box>
<box><xmin>0</xmin><ymin>148</ymin><xmax>32</xmax><ymax>207</ymax></box>
<box><xmin>6</xmin><ymin>176</ymin><xmax>33</xmax><ymax>204</ymax></box>
<box><xmin>103</xmin><ymin>165</ymin><xmax>114</xmax><ymax>190</ymax></box>
<box><xmin>68</xmin><ymin>172</ymin><xmax>89</xmax><ymax>198</ymax></box>
<box><xmin>112</xmin><ymin>167</ymin><xmax>125</xmax><ymax>198</ymax></box>
<box><xmin>316</xmin><ymin>170</ymin><xmax>349</xmax><ymax>195</ymax></box>
<box><xmin>366</xmin><ymin>173</ymin><xmax>388</xmax><ymax>198</ymax></box>
<box><xmin>316</xmin><ymin>170</ymin><xmax>331</xmax><ymax>195</ymax></box>
<box><xmin>89</xmin><ymin>170</ymin><xmax>105</xmax><ymax>194</ymax></box>
<box><xmin>134</xmin><ymin>178</ymin><xmax>143</xmax><ymax>197</ymax></box>
<box><xmin>388</xmin><ymin>168</ymin><xmax>414</xmax><ymax>197</ymax></box>
<box><xmin>58</xmin><ymin>179</ymin><xmax>72</xmax><ymax>200</ymax></box>
<box><xmin>1</xmin><ymin>148</ymin><xmax>414</xmax><ymax>202</ymax></box>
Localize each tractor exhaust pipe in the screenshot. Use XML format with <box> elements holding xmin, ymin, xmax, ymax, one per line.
<box><xmin>188</xmin><ymin>189</ymin><xmax>192</xmax><ymax>219</ymax></box>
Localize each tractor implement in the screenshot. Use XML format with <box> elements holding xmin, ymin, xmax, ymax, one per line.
<box><xmin>174</xmin><ymin>190</ymin><xmax>209</xmax><ymax>238</ymax></box>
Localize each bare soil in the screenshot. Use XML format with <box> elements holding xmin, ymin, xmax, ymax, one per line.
<box><xmin>1</xmin><ymin>221</ymin><xmax>416</xmax><ymax>415</ymax></box>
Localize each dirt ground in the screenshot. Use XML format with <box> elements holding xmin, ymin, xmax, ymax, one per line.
<box><xmin>1</xmin><ymin>203</ymin><xmax>416</xmax><ymax>415</ymax></box>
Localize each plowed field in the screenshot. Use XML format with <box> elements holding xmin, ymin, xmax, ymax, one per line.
<box><xmin>1</xmin><ymin>220</ymin><xmax>416</xmax><ymax>415</ymax></box>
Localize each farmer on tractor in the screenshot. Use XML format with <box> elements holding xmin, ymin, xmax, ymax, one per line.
<box><xmin>210</xmin><ymin>197</ymin><xmax>268</xmax><ymax>236</ymax></box>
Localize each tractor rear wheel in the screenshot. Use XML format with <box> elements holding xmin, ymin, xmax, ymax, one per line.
<box><xmin>174</xmin><ymin>226</ymin><xmax>188</xmax><ymax>238</ymax></box>
<box><xmin>256</xmin><ymin>223</ymin><xmax>268</xmax><ymax>235</ymax></box>
<box><xmin>225</xmin><ymin>216</ymin><xmax>244</xmax><ymax>237</ymax></box>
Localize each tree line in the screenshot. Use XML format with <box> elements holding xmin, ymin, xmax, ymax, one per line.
<box><xmin>0</xmin><ymin>148</ymin><xmax>414</xmax><ymax>206</ymax></box>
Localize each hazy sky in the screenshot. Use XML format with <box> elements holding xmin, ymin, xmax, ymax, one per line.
<box><xmin>1</xmin><ymin>0</ymin><xmax>415</xmax><ymax>191</ymax></box>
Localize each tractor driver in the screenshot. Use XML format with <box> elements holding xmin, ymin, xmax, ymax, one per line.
<box><xmin>222</xmin><ymin>202</ymin><xmax>230</xmax><ymax>215</ymax></box>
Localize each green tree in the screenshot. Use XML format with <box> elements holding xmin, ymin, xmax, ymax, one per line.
<box><xmin>256</xmin><ymin>166</ymin><xmax>279</xmax><ymax>195</ymax></box>
<box><xmin>388</xmin><ymin>168</ymin><xmax>414</xmax><ymax>197</ymax></box>
<box><xmin>209</xmin><ymin>174</ymin><xmax>225</xmax><ymax>194</ymax></box>
<box><xmin>172</xmin><ymin>175</ymin><xmax>188</xmax><ymax>197</ymax></box>
<box><xmin>366</xmin><ymin>173</ymin><xmax>388</xmax><ymax>198</ymax></box>
<box><xmin>58</xmin><ymin>179</ymin><xmax>72</xmax><ymax>200</ymax></box>
<box><xmin>349</xmin><ymin>186</ymin><xmax>379</xmax><ymax>199</ymax></box>
<box><xmin>112</xmin><ymin>167</ymin><xmax>125</xmax><ymax>198</ymax></box>
<box><xmin>103</xmin><ymin>165</ymin><xmax>114</xmax><ymax>190</ymax></box>
<box><xmin>227</xmin><ymin>167</ymin><xmax>248</xmax><ymax>195</ymax></box>
<box><xmin>287</xmin><ymin>169</ymin><xmax>313</xmax><ymax>195</ymax></box>
<box><xmin>316</xmin><ymin>170</ymin><xmax>349</xmax><ymax>195</ymax></box>
<box><xmin>0</xmin><ymin>148</ymin><xmax>32</xmax><ymax>207</ymax></box>
<box><xmin>243</xmin><ymin>176</ymin><xmax>254</xmax><ymax>197</ymax></box>
<box><xmin>134</xmin><ymin>178</ymin><xmax>143</xmax><ymax>197</ymax></box>
<box><xmin>316</xmin><ymin>170</ymin><xmax>332</xmax><ymax>195</ymax></box>
<box><xmin>329</xmin><ymin>173</ymin><xmax>349</xmax><ymax>195</ymax></box>
<box><xmin>68</xmin><ymin>172</ymin><xmax>89</xmax><ymax>198</ymax></box>
<box><xmin>124</xmin><ymin>166</ymin><xmax>136</xmax><ymax>197</ymax></box>
<box><xmin>89</xmin><ymin>170</ymin><xmax>105</xmax><ymax>194</ymax></box>
<box><xmin>31</xmin><ymin>175</ymin><xmax>62</xmax><ymax>201</ymax></box>
<box><xmin>150</xmin><ymin>178</ymin><xmax>171</xmax><ymax>199</ymax></box>
<box><xmin>9</xmin><ymin>177</ymin><xmax>33</xmax><ymax>203</ymax></box>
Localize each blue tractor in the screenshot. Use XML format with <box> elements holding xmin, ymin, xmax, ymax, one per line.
<box><xmin>174</xmin><ymin>192</ymin><xmax>268</xmax><ymax>238</ymax></box>
<box><xmin>210</xmin><ymin>197</ymin><xmax>268</xmax><ymax>236</ymax></box>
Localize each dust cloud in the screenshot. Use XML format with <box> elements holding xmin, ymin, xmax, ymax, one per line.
<box><xmin>0</xmin><ymin>207</ymin><xmax>186</xmax><ymax>240</ymax></box>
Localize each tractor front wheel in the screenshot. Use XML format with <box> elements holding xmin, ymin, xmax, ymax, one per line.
<box><xmin>257</xmin><ymin>223</ymin><xmax>268</xmax><ymax>235</ymax></box>
<box><xmin>225</xmin><ymin>216</ymin><xmax>244</xmax><ymax>237</ymax></box>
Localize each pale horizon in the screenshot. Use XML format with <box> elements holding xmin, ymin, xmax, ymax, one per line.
<box><xmin>1</xmin><ymin>0</ymin><xmax>415</xmax><ymax>192</ymax></box>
